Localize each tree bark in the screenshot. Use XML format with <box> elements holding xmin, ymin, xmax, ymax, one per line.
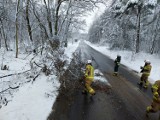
<box><xmin>15</xmin><ymin>0</ymin><xmax>21</xmax><ymax>58</ymax></box>
<box><xmin>0</xmin><ymin>19</ymin><xmax>8</xmax><ymax>51</ymax></box>
<box><xmin>0</xmin><ymin>29</ymin><xmax>1</xmax><ymax>48</ymax></box>
<box><xmin>26</xmin><ymin>0</ymin><xmax>33</xmax><ymax>42</ymax></box>
<box><xmin>58</xmin><ymin>0</ymin><xmax>72</xmax><ymax>35</ymax></box>
<box><xmin>150</xmin><ymin>14</ymin><xmax>160</xmax><ymax>54</ymax></box>
<box><xmin>135</xmin><ymin>5</ymin><xmax>141</xmax><ymax>53</ymax></box>
<box><xmin>54</xmin><ymin>0</ymin><xmax>62</xmax><ymax>35</ymax></box>
<box><xmin>32</xmin><ymin>4</ymin><xmax>49</xmax><ymax>39</ymax></box>
<box><xmin>44</xmin><ymin>0</ymin><xmax>53</xmax><ymax>37</ymax></box>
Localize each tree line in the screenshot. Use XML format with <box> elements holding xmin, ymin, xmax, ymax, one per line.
<box><xmin>88</xmin><ymin>0</ymin><xmax>160</xmax><ymax>54</ymax></box>
<box><xmin>0</xmin><ymin>0</ymin><xmax>104</xmax><ymax>57</ymax></box>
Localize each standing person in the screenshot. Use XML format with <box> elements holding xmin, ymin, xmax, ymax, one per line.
<box><xmin>82</xmin><ymin>60</ymin><xmax>95</xmax><ymax>96</ymax></box>
<box><xmin>138</xmin><ymin>60</ymin><xmax>152</xmax><ymax>88</ymax></box>
<box><xmin>146</xmin><ymin>80</ymin><xmax>160</xmax><ymax>118</ymax></box>
<box><xmin>113</xmin><ymin>55</ymin><xmax>121</xmax><ymax>76</ymax></box>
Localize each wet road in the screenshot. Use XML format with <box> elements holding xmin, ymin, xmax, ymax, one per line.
<box><xmin>48</xmin><ymin>42</ymin><xmax>159</xmax><ymax>120</ymax></box>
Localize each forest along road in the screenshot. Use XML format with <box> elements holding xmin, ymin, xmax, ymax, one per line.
<box><xmin>48</xmin><ymin>41</ymin><xmax>158</xmax><ymax>120</ymax></box>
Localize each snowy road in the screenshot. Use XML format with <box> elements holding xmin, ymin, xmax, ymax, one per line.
<box><xmin>48</xmin><ymin>42</ymin><xmax>159</xmax><ymax>120</ymax></box>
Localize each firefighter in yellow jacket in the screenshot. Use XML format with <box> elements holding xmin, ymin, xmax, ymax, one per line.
<box><xmin>139</xmin><ymin>60</ymin><xmax>152</xmax><ymax>88</ymax></box>
<box><xmin>82</xmin><ymin>60</ymin><xmax>95</xmax><ymax>96</ymax></box>
<box><xmin>146</xmin><ymin>80</ymin><xmax>160</xmax><ymax>117</ymax></box>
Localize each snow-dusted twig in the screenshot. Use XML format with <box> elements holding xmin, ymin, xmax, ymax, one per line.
<box><xmin>1</xmin><ymin>49</ymin><xmax>5</xmax><ymax>70</ymax></box>
<box><xmin>0</xmin><ymin>86</ymin><xmax>19</xmax><ymax>94</ymax></box>
<box><xmin>23</xmin><ymin>45</ymin><xmax>43</xmax><ymax>60</ymax></box>
<box><xmin>68</xmin><ymin>69</ymin><xmax>79</xmax><ymax>78</ymax></box>
<box><xmin>33</xmin><ymin>61</ymin><xmax>43</xmax><ymax>68</ymax></box>
<box><xmin>0</xmin><ymin>70</ymin><xmax>30</xmax><ymax>79</ymax></box>
<box><xmin>32</xmin><ymin>72</ymin><xmax>41</xmax><ymax>84</ymax></box>
<box><xmin>23</xmin><ymin>51</ymin><xmax>33</xmax><ymax>60</ymax></box>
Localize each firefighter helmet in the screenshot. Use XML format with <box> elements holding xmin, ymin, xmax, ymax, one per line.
<box><xmin>87</xmin><ymin>60</ymin><xmax>92</xmax><ymax>64</ymax></box>
<box><xmin>145</xmin><ymin>60</ymin><xmax>151</xmax><ymax>64</ymax></box>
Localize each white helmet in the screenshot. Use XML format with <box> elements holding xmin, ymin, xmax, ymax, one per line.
<box><xmin>87</xmin><ymin>60</ymin><xmax>92</xmax><ymax>64</ymax></box>
<box><xmin>145</xmin><ymin>60</ymin><xmax>151</xmax><ymax>64</ymax></box>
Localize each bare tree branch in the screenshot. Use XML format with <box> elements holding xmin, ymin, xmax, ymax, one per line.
<box><xmin>0</xmin><ymin>70</ymin><xmax>30</xmax><ymax>79</ymax></box>
<box><xmin>0</xmin><ymin>86</ymin><xmax>19</xmax><ymax>94</ymax></box>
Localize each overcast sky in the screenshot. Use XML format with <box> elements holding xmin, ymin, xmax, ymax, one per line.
<box><xmin>83</xmin><ymin>0</ymin><xmax>113</xmax><ymax>33</ymax></box>
<box><xmin>83</xmin><ymin>3</ymin><xmax>106</xmax><ymax>33</ymax></box>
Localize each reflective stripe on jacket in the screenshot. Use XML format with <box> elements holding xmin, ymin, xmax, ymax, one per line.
<box><xmin>85</xmin><ymin>64</ymin><xmax>94</xmax><ymax>79</ymax></box>
<box><xmin>152</xmin><ymin>80</ymin><xmax>160</xmax><ymax>95</ymax></box>
<box><xmin>142</xmin><ymin>64</ymin><xmax>152</xmax><ymax>76</ymax></box>
<box><xmin>115</xmin><ymin>59</ymin><xmax>120</xmax><ymax>66</ymax></box>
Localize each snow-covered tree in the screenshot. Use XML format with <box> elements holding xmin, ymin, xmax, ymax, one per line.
<box><xmin>88</xmin><ymin>0</ymin><xmax>160</xmax><ymax>54</ymax></box>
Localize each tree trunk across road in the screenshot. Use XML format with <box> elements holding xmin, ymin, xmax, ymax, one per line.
<box><xmin>48</xmin><ymin>42</ymin><xmax>158</xmax><ymax>120</ymax></box>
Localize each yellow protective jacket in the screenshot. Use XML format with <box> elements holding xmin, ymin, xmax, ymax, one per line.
<box><xmin>85</xmin><ymin>64</ymin><xmax>94</xmax><ymax>79</ymax></box>
<box><xmin>152</xmin><ymin>80</ymin><xmax>160</xmax><ymax>102</ymax></box>
<box><xmin>142</xmin><ymin>64</ymin><xmax>152</xmax><ymax>76</ymax></box>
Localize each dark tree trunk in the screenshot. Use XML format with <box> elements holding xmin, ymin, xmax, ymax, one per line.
<box><xmin>0</xmin><ymin>19</ymin><xmax>8</xmax><ymax>51</ymax></box>
<box><xmin>55</xmin><ymin>0</ymin><xmax>62</xmax><ymax>35</ymax></box>
<box><xmin>44</xmin><ymin>0</ymin><xmax>53</xmax><ymax>37</ymax></box>
<box><xmin>135</xmin><ymin>5</ymin><xmax>141</xmax><ymax>53</ymax></box>
<box><xmin>26</xmin><ymin>0</ymin><xmax>33</xmax><ymax>42</ymax></box>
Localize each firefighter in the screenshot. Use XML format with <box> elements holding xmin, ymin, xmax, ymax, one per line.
<box><xmin>113</xmin><ymin>55</ymin><xmax>121</xmax><ymax>76</ymax></box>
<box><xmin>82</xmin><ymin>60</ymin><xmax>95</xmax><ymax>96</ymax></box>
<box><xmin>138</xmin><ymin>60</ymin><xmax>152</xmax><ymax>88</ymax></box>
<box><xmin>146</xmin><ymin>80</ymin><xmax>160</xmax><ymax>117</ymax></box>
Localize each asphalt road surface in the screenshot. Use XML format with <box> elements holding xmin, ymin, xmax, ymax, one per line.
<box><xmin>48</xmin><ymin>42</ymin><xmax>159</xmax><ymax>120</ymax></box>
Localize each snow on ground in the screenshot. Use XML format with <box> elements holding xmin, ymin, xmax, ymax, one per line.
<box><xmin>85</xmin><ymin>41</ymin><xmax>160</xmax><ymax>84</ymax></box>
<box><xmin>2</xmin><ymin>39</ymin><xmax>159</xmax><ymax>119</ymax></box>
<box><xmin>94</xmin><ymin>69</ymin><xmax>111</xmax><ymax>86</ymax></box>
<box><xmin>0</xmin><ymin>41</ymin><xmax>80</xmax><ymax>120</ymax></box>
<box><xmin>64</xmin><ymin>41</ymin><xmax>80</xmax><ymax>63</ymax></box>
<box><xmin>0</xmin><ymin>49</ymin><xmax>31</xmax><ymax>76</ymax></box>
<box><xmin>0</xmin><ymin>75</ymin><xmax>60</xmax><ymax>120</ymax></box>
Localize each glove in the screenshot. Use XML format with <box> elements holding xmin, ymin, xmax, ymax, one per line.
<box><xmin>140</xmin><ymin>66</ymin><xmax>143</xmax><ymax>69</ymax></box>
<box><xmin>84</xmin><ymin>74</ymin><xmax>88</xmax><ymax>78</ymax></box>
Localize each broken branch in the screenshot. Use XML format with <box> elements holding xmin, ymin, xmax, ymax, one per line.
<box><xmin>0</xmin><ymin>70</ymin><xmax>30</xmax><ymax>79</ymax></box>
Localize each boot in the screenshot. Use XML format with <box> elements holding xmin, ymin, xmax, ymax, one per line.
<box><xmin>113</xmin><ymin>72</ymin><xmax>118</xmax><ymax>76</ymax></box>
<box><xmin>82</xmin><ymin>90</ymin><xmax>87</xmax><ymax>95</ymax></box>
<box><xmin>138</xmin><ymin>81</ymin><xmax>143</xmax><ymax>86</ymax></box>
<box><xmin>91</xmin><ymin>92</ymin><xmax>96</xmax><ymax>96</ymax></box>
<box><xmin>146</xmin><ymin>106</ymin><xmax>152</xmax><ymax>118</ymax></box>
<box><xmin>145</xmin><ymin>111</ymin><xmax>149</xmax><ymax>118</ymax></box>
<box><xmin>143</xmin><ymin>85</ymin><xmax>148</xmax><ymax>89</ymax></box>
